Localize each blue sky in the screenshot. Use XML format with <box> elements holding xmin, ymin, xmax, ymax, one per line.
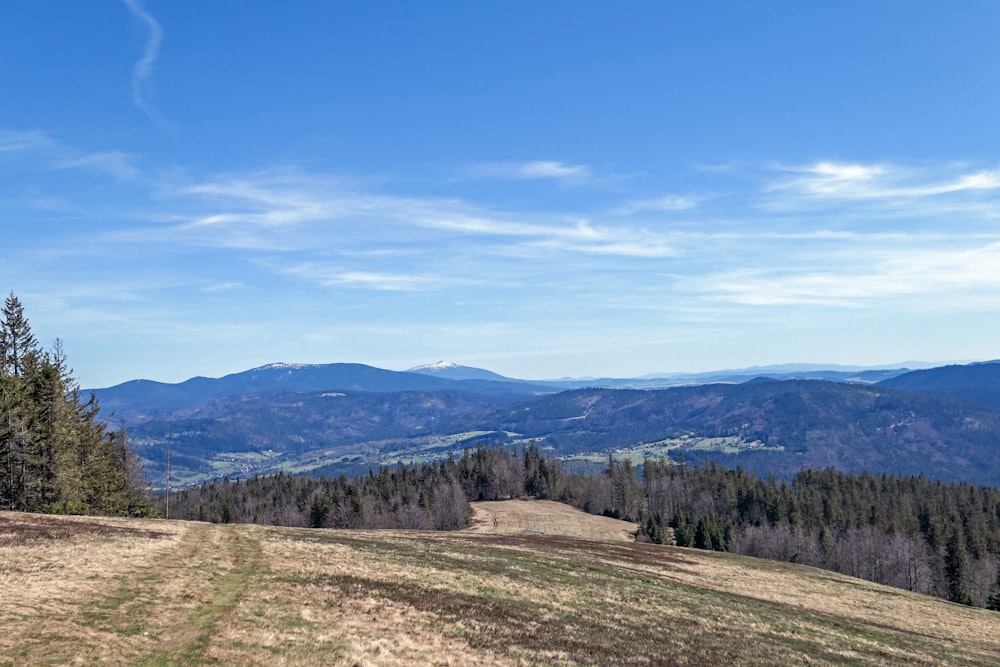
<box><xmin>3</xmin><ymin>2</ymin><xmax>1000</xmax><ymax>387</ymax></box>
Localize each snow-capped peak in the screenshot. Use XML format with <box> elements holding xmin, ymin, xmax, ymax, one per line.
<box><xmin>406</xmin><ymin>360</ymin><xmax>515</xmax><ymax>382</ymax></box>
<box><xmin>255</xmin><ymin>362</ymin><xmax>315</xmax><ymax>371</ymax></box>
<box><xmin>407</xmin><ymin>360</ymin><xmax>460</xmax><ymax>372</ymax></box>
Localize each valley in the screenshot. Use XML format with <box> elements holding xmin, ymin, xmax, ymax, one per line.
<box><xmin>95</xmin><ymin>360</ymin><xmax>1000</xmax><ymax>489</ymax></box>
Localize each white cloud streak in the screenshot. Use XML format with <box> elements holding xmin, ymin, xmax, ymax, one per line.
<box><xmin>518</xmin><ymin>160</ymin><xmax>591</xmax><ymax>180</ymax></box>
<box><xmin>14</xmin><ymin>145</ymin><xmax>1000</xmax><ymax>314</ymax></box>
<box><xmin>121</xmin><ymin>0</ymin><xmax>171</xmax><ymax>132</ymax></box>
<box><xmin>55</xmin><ymin>151</ymin><xmax>139</xmax><ymax>180</ymax></box>
<box><xmin>700</xmin><ymin>241</ymin><xmax>1000</xmax><ymax>307</ymax></box>
<box><xmin>0</xmin><ymin>130</ymin><xmax>52</xmax><ymax>154</ymax></box>
<box><xmin>165</xmin><ymin>171</ymin><xmax>678</xmax><ymax>258</ymax></box>
<box><xmin>615</xmin><ymin>194</ymin><xmax>701</xmax><ymax>216</ymax></box>
<box><xmin>468</xmin><ymin>160</ymin><xmax>593</xmax><ymax>183</ymax></box>
<box><xmin>199</xmin><ymin>282</ymin><xmax>244</xmax><ymax>293</ymax></box>
<box><xmin>770</xmin><ymin>161</ymin><xmax>1000</xmax><ymax>202</ymax></box>
<box><xmin>0</xmin><ymin>131</ymin><xmax>140</xmax><ymax>182</ymax></box>
<box><xmin>279</xmin><ymin>264</ymin><xmax>448</xmax><ymax>292</ymax></box>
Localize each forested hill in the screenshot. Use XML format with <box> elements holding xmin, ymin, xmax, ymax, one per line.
<box><xmin>129</xmin><ymin>376</ymin><xmax>1000</xmax><ymax>488</ymax></box>
<box><xmin>480</xmin><ymin>380</ymin><xmax>1000</xmax><ymax>485</ymax></box>
<box><xmin>878</xmin><ymin>361</ymin><xmax>1000</xmax><ymax>408</ymax></box>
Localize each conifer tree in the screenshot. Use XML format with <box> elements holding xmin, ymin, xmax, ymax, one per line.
<box><xmin>0</xmin><ymin>294</ymin><xmax>153</xmax><ymax>516</ymax></box>
<box><xmin>987</xmin><ymin>566</ymin><xmax>1000</xmax><ymax>612</ymax></box>
<box><xmin>944</xmin><ymin>530</ymin><xmax>974</xmax><ymax>605</ymax></box>
<box><xmin>1</xmin><ymin>292</ymin><xmax>39</xmax><ymax>377</ymax></box>
<box><xmin>0</xmin><ymin>292</ymin><xmax>40</xmax><ymax>509</ymax></box>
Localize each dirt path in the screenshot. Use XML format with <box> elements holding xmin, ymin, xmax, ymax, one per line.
<box><xmin>0</xmin><ymin>513</ymin><xmax>263</xmax><ymax>665</ymax></box>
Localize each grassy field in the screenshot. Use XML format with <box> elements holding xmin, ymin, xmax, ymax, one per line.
<box><xmin>2</xmin><ymin>504</ymin><xmax>999</xmax><ymax>666</ymax></box>
<box><xmin>559</xmin><ymin>435</ymin><xmax>784</xmax><ymax>466</ymax></box>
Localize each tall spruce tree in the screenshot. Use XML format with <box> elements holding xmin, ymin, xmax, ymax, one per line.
<box><xmin>1</xmin><ymin>292</ymin><xmax>39</xmax><ymax>377</ymax></box>
<box><xmin>0</xmin><ymin>293</ymin><xmax>153</xmax><ymax>516</ymax></box>
<box><xmin>945</xmin><ymin>529</ymin><xmax>975</xmax><ymax>605</ymax></box>
<box><xmin>987</xmin><ymin>565</ymin><xmax>1000</xmax><ymax>612</ymax></box>
<box><xmin>0</xmin><ymin>293</ymin><xmax>40</xmax><ymax>509</ymax></box>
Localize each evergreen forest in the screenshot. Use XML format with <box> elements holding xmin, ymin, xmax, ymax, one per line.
<box><xmin>0</xmin><ymin>293</ymin><xmax>153</xmax><ymax>516</ymax></box>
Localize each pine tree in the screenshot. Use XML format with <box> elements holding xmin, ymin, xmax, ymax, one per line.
<box><xmin>987</xmin><ymin>565</ymin><xmax>1000</xmax><ymax>612</ymax></box>
<box><xmin>0</xmin><ymin>293</ymin><xmax>41</xmax><ymax>510</ymax></box>
<box><xmin>106</xmin><ymin>420</ymin><xmax>155</xmax><ymax>517</ymax></box>
<box><xmin>694</xmin><ymin>517</ymin><xmax>711</xmax><ymax>550</ymax></box>
<box><xmin>945</xmin><ymin>529</ymin><xmax>974</xmax><ymax>605</ymax></box>
<box><xmin>0</xmin><ymin>294</ymin><xmax>153</xmax><ymax>516</ymax></box>
<box><xmin>1</xmin><ymin>293</ymin><xmax>39</xmax><ymax>377</ymax></box>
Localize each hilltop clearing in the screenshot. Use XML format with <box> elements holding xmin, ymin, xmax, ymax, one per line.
<box><xmin>2</xmin><ymin>509</ymin><xmax>999</xmax><ymax>665</ymax></box>
<box><xmin>465</xmin><ymin>498</ymin><xmax>638</xmax><ymax>542</ymax></box>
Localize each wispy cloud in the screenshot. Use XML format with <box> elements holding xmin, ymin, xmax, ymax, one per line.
<box><xmin>614</xmin><ymin>194</ymin><xmax>701</xmax><ymax>216</ymax></box>
<box><xmin>467</xmin><ymin>160</ymin><xmax>593</xmax><ymax>183</ymax></box>
<box><xmin>769</xmin><ymin>161</ymin><xmax>1000</xmax><ymax>202</ymax></box>
<box><xmin>17</xmin><ymin>147</ymin><xmax>1000</xmax><ymax>314</ymax></box>
<box><xmin>279</xmin><ymin>264</ymin><xmax>448</xmax><ymax>292</ymax></box>
<box><xmin>0</xmin><ymin>130</ymin><xmax>52</xmax><ymax>154</ymax></box>
<box><xmin>55</xmin><ymin>151</ymin><xmax>139</xmax><ymax>181</ymax></box>
<box><xmin>199</xmin><ymin>282</ymin><xmax>244</xmax><ymax>293</ymax></box>
<box><xmin>121</xmin><ymin>0</ymin><xmax>172</xmax><ymax>133</ymax></box>
<box><xmin>518</xmin><ymin>160</ymin><xmax>591</xmax><ymax>180</ymax></box>
<box><xmin>698</xmin><ymin>241</ymin><xmax>1000</xmax><ymax>307</ymax></box>
<box><xmin>0</xmin><ymin>131</ymin><xmax>140</xmax><ymax>183</ymax></box>
<box><xmin>161</xmin><ymin>170</ymin><xmax>679</xmax><ymax>259</ymax></box>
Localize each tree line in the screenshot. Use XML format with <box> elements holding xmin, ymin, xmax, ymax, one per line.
<box><xmin>163</xmin><ymin>443</ymin><xmax>560</xmax><ymax>530</ymax></box>
<box><xmin>623</xmin><ymin>458</ymin><xmax>1000</xmax><ymax>609</ymax></box>
<box><xmin>0</xmin><ymin>293</ymin><xmax>153</xmax><ymax>516</ymax></box>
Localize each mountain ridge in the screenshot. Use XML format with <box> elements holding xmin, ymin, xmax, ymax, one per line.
<box><xmin>878</xmin><ymin>360</ymin><xmax>1000</xmax><ymax>408</ymax></box>
<box><xmin>93</xmin><ymin>358</ymin><xmax>1000</xmax><ymax>489</ymax></box>
<box><xmin>89</xmin><ymin>358</ymin><xmax>930</xmax><ymax>418</ymax></box>
<box><xmin>92</xmin><ymin>362</ymin><xmax>556</xmax><ymax>423</ymax></box>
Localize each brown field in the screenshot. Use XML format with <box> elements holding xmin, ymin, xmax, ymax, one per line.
<box><xmin>2</xmin><ymin>504</ymin><xmax>1000</xmax><ymax>666</ymax></box>
<box><xmin>465</xmin><ymin>499</ymin><xmax>638</xmax><ymax>541</ymax></box>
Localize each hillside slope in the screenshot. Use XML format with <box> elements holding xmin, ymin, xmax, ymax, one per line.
<box><xmin>484</xmin><ymin>380</ymin><xmax>1000</xmax><ymax>485</ymax></box>
<box><xmin>2</xmin><ymin>509</ymin><xmax>998</xmax><ymax>666</ymax></box>
<box><xmin>128</xmin><ymin>378</ymin><xmax>1000</xmax><ymax>488</ymax></box>
<box><xmin>879</xmin><ymin>361</ymin><xmax>1000</xmax><ymax>408</ymax></box>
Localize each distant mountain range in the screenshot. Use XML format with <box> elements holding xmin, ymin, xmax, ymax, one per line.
<box><xmin>92</xmin><ymin>362</ymin><xmax>559</xmax><ymax>424</ymax></box>
<box><xmin>90</xmin><ymin>359</ymin><xmax>926</xmax><ymax>423</ymax></box>
<box><xmin>88</xmin><ymin>359</ymin><xmax>1000</xmax><ymax>489</ymax></box>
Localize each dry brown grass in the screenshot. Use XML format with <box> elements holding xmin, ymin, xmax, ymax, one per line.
<box><xmin>0</xmin><ymin>511</ymin><xmax>186</xmax><ymax>664</ymax></box>
<box><xmin>466</xmin><ymin>499</ymin><xmax>638</xmax><ymax>542</ymax></box>
<box><xmin>2</xmin><ymin>507</ymin><xmax>999</xmax><ymax>666</ymax></box>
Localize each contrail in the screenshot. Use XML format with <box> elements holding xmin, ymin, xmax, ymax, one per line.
<box><xmin>121</xmin><ymin>0</ymin><xmax>172</xmax><ymax>133</ymax></box>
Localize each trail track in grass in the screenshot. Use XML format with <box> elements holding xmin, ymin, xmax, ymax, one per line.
<box><xmin>2</xmin><ymin>506</ymin><xmax>1000</xmax><ymax>666</ymax></box>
